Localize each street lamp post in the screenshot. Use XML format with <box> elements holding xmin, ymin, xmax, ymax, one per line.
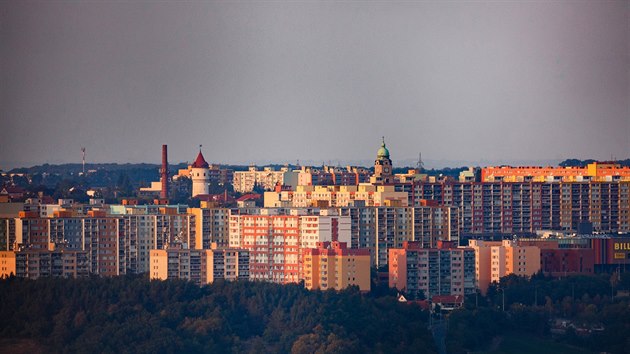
<box><xmin>498</xmin><ymin>288</ymin><xmax>505</xmax><ymax>312</ymax></box>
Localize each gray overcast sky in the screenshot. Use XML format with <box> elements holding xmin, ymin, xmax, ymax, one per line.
<box><xmin>1</xmin><ymin>1</ymin><xmax>628</xmax><ymax>169</ymax></box>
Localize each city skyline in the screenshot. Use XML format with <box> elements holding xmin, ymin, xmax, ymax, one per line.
<box><xmin>1</xmin><ymin>1</ymin><xmax>628</xmax><ymax>170</ymax></box>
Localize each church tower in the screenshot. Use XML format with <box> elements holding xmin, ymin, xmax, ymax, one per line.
<box><xmin>191</xmin><ymin>147</ymin><xmax>210</xmax><ymax>197</ymax></box>
<box><xmin>371</xmin><ymin>137</ymin><xmax>394</xmax><ymax>184</ymax></box>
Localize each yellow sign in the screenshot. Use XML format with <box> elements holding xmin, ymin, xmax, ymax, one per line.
<box><xmin>614</xmin><ymin>243</ymin><xmax>630</xmax><ymax>251</ymax></box>
<box><xmin>614</xmin><ymin>253</ymin><xmax>626</xmax><ymax>260</ymax></box>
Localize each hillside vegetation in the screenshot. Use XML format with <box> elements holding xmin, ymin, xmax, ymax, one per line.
<box><xmin>0</xmin><ymin>276</ymin><xmax>435</xmax><ymax>354</ymax></box>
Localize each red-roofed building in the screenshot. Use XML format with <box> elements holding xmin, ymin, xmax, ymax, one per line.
<box><xmin>1</xmin><ymin>186</ymin><xmax>26</xmax><ymax>201</ymax></box>
<box><xmin>195</xmin><ymin>192</ymin><xmax>235</xmax><ymax>206</ymax></box>
<box><xmin>431</xmin><ymin>294</ymin><xmax>465</xmax><ymax>311</ymax></box>
<box><xmin>191</xmin><ymin>149</ymin><xmax>210</xmax><ymax>197</ymax></box>
<box><xmin>191</xmin><ymin>151</ymin><xmax>209</xmax><ymax>169</ymax></box>
<box><xmin>236</xmin><ymin>194</ymin><xmax>261</xmax><ymax>207</ymax></box>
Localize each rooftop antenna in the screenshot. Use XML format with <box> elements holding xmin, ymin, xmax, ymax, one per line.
<box><xmin>81</xmin><ymin>147</ymin><xmax>86</xmax><ymax>175</ymax></box>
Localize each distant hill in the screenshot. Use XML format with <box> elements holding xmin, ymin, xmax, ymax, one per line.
<box><xmin>559</xmin><ymin>158</ymin><xmax>630</xmax><ymax>168</ymax></box>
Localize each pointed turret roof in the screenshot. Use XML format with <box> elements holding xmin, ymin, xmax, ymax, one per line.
<box><xmin>191</xmin><ymin>150</ymin><xmax>209</xmax><ymax>169</ymax></box>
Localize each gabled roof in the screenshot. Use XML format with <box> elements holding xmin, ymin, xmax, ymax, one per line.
<box><xmin>237</xmin><ymin>194</ymin><xmax>261</xmax><ymax>202</ymax></box>
<box><xmin>191</xmin><ymin>151</ymin><xmax>209</xmax><ymax>169</ymax></box>
<box><xmin>1</xmin><ymin>186</ymin><xmax>26</xmax><ymax>195</ymax></box>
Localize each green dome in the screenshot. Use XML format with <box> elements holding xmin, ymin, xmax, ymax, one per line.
<box><xmin>377</xmin><ymin>138</ymin><xmax>390</xmax><ymax>159</ymax></box>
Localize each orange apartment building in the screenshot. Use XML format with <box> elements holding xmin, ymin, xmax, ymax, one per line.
<box><xmin>412</xmin><ymin>180</ymin><xmax>630</xmax><ymax>234</ymax></box>
<box><xmin>481</xmin><ymin>162</ymin><xmax>630</xmax><ymax>182</ymax></box>
<box><xmin>229</xmin><ymin>214</ymin><xmax>301</xmax><ymax>284</ymax></box>
<box><xmin>0</xmin><ymin>251</ymin><xmax>16</xmax><ymax>277</ymax></box>
<box><xmin>228</xmin><ymin>212</ymin><xmax>351</xmax><ymax>284</ymax></box>
<box><xmin>469</xmin><ymin>239</ymin><xmax>541</xmax><ymax>294</ymax></box>
<box><xmin>188</xmin><ymin>207</ymin><xmax>230</xmax><ymax>250</ymax></box>
<box><xmin>13</xmin><ymin>210</ymin><xmax>123</xmax><ymax>276</ymax></box>
<box><xmin>302</xmin><ymin>241</ymin><xmax>370</xmax><ymax>291</ymax></box>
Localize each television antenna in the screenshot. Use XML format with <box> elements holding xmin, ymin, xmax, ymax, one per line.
<box><xmin>416</xmin><ymin>152</ymin><xmax>424</xmax><ymax>172</ymax></box>
<box><xmin>81</xmin><ymin>147</ymin><xmax>86</xmax><ymax>175</ymax></box>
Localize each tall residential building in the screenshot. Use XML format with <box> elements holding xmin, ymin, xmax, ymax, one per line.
<box><xmin>4</xmin><ymin>245</ymin><xmax>89</xmax><ymax>279</ymax></box>
<box><xmin>469</xmin><ymin>239</ymin><xmax>541</xmax><ymax>294</ymax></box>
<box><xmin>413</xmin><ymin>180</ymin><xmax>630</xmax><ymax>234</ymax></box>
<box><xmin>228</xmin><ymin>211</ymin><xmax>351</xmax><ymax>284</ymax></box>
<box><xmin>150</xmin><ymin>243</ymin><xmax>249</xmax><ymax>285</ymax></box>
<box><xmin>119</xmin><ymin>209</ymin><xmax>193</xmax><ymax>274</ymax></box>
<box><xmin>188</xmin><ymin>207</ymin><xmax>231</xmax><ymax>249</ymax></box>
<box><xmin>289</xmin><ymin>165</ymin><xmax>371</xmax><ymax>187</ymax></box>
<box><xmin>15</xmin><ymin>211</ymin><xmax>50</xmax><ymax>249</ymax></box>
<box><xmin>303</xmin><ymin>241</ymin><xmax>371</xmax><ymax>291</ymax></box>
<box><xmin>0</xmin><ymin>218</ymin><xmax>17</xmax><ymax>251</ymax></box>
<box><xmin>264</xmin><ymin>184</ymin><xmax>408</xmax><ymax>208</ymax></box>
<box><xmin>232</xmin><ymin>166</ymin><xmax>288</xmax><ymax>193</ymax></box>
<box><xmin>481</xmin><ymin>162</ymin><xmax>630</xmax><ymax>182</ymax></box>
<box><xmin>9</xmin><ymin>205</ymin><xmax>197</xmax><ymax>276</ymax></box>
<box><xmin>14</xmin><ymin>210</ymin><xmax>122</xmax><ymax>276</ymax></box>
<box><xmin>336</xmin><ymin>205</ymin><xmax>458</xmax><ymax>267</ymax></box>
<box><xmin>82</xmin><ymin>211</ymin><xmax>123</xmax><ymax>276</ymax></box>
<box><xmin>389</xmin><ymin>241</ymin><xmax>476</xmax><ymax>300</ymax></box>
<box><xmin>229</xmin><ymin>214</ymin><xmax>301</xmax><ymax>284</ymax></box>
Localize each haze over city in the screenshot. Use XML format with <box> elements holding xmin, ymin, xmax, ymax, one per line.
<box><xmin>1</xmin><ymin>1</ymin><xmax>628</xmax><ymax>170</ymax></box>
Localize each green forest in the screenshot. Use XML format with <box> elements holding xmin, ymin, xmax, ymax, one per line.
<box><xmin>1</xmin><ymin>274</ymin><xmax>630</xmax><ymax>353</ymax></box>
<box><xmin>0</xmin><ymin>276</ymin><xmax>434</xmax><ymax>354</ymax></box>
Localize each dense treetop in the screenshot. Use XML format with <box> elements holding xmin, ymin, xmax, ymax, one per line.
<box><xmin>0</xmin><ymin>276</ymin><xmax>435</xmax><ymax>354</ymax></box>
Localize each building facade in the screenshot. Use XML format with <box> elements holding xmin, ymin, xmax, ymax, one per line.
<box><xmin>389</xmin><ymin>241</ymin><xmax>476</xmax><ymax>300</ymax></box>
<box><xmin>150</xmin><ymin>243</ymin><xmax>249</xmax><ymax>285</ymax></box>
<box><xmin>469</xmin><ymin>239</ymin><xmax>541</xmax><ymax>294</ymax></box>
<box><xmin>232</xmin><ymin>166</ymin><xmax>288</xmax><ymax>193</ymax></box>
<box><xmin>1</xmin><ymin>245</ymin><xmax>90</xmax><ymax>279</ymax></box>
<box><xmin>481</xmin><ymin>162</ymin><xmax>630</xmax><ymax>182</ymax></box>
<box><xmin>413</xmin><ymin>180</ymin><xmax>630</xmax><ymax>234</ymax></box>
<box><xmin>228</xmin><ymin>211</ymin><xmax>351</xmax><ymax>284</ymax></box>
<box><xmin>337</xmin><ymin>205</ymin><xmax>459</xmax><ymax>267</ymax></box>
<box><xmin>303</xmin><ymin>241</ymin><xmax>370</xmax><ymax>291</ymax></box>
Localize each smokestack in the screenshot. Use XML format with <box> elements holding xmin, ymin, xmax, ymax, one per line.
<box><xmin>160</xmin><ymin>145</ymin><xmax>169</xmax><ymax>200</ymax></box>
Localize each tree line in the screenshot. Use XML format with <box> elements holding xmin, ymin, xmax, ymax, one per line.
<box><xmin>445</xmin><ymin>272</ymin><xmax>630</xmax><ymax>354</ymax></box>
<box><xmin>0</xmin><ymin>276</ymin><xmax>435</xmax><ymax>354</ymax></box>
